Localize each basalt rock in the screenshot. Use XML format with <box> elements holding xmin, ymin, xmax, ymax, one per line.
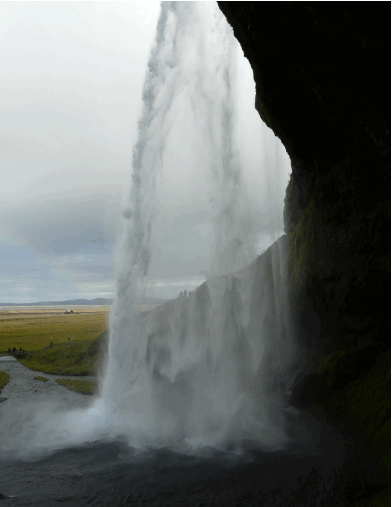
<box><xmin>218</xmin><ymin>2</ymin><xmax>391</xmax><ymax>494</ymax></box>
<box><xmin>218</xmin><ymin>2</ymin><xmax>390</xmax><ymax>354</ymax></box>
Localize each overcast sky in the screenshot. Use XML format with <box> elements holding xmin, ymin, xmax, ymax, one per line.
<box><xmin>0</xmin><ymin>1</ymin><xmax>291</xmax><ymax>304</ymax></box>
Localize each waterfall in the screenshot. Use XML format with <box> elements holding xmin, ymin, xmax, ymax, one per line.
<box><xmin>0</xmin><ymin>3</ymin><xmax>294</xmax><ymax>462</ymax></box>
<box><xmin>100</xmin><ymin>2</ymin><xmax>293</xmax><ymax>451</ymax></box>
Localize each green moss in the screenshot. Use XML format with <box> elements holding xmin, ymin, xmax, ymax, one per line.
<box><xmin>0</xmin><ymin>370</ymin><xmax>9</xmax><ymax>393</ymax></box>
<box><xmin>350</xmin><ymin>488</ymin><xmax>391</xmax><ymax>506</ymax></box>
<box><xmin>55</xmin><ymin>378</ymin><xmax>97</xmax><ymax>396</ymax></box>
<box><xmin>284</xmin><ymin>173</ymin><xmax>295</xmax><ymax>209</ymax></box>
<box><xmin>315</xmin><ymin>349</ymin><xmax>345</xmax><ymax>374</ymax></box>
<box><xmin>33</xmin><ymin>376</ymin><xmax>49</xmax><ymax>382</ymax></box>
<box><xmin>287</xmin><ymin>195</ymin><xmax>316</xmax><ymax>294</ymax></box>
<box><xmin>340</xmin><ymin>355</ymin><xmax>390</xmax><ymax>482</ymax></box>
<box><xmin>284</xmin><ymin>171</ymin><xmax>317</xmax><ymax>296</ymax></box>
<box><xmin>313</xmin><ymin>350</ymin><xmax>390</xmax><ymax>486</ymax></box>
<box><xmin>292</xmin><ymin>345</ymin><xmax>390</xmax><ymax>491</ymax></box>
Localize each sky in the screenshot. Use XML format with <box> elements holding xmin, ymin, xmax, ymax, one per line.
<box><xmin>0</xmin><ymin>1</ymin><xmax>291</xmax><ymax>304</ymax></box>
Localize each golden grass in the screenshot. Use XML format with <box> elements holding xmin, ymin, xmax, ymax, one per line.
<box><xmin>34</xmin><ymin>376</ymin><xmax>49</xmax><ymax>382</ymax></box>
<box><xmin>55</xmin><ymin>378</ymin><xmax>98</xmax><ymax>395</ymax></box>
<box><xmin>0</xmin><ymin>308</ymin><xmax>109</xmax><ymax>352</ymax></box>
<box><xmin>0</xmin><ymin>370</ymin><xmax>9</xmax><ymax>393</ymax></box>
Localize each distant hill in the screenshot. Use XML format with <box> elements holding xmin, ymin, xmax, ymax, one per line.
<box><xmin>0</xmin><ymin>297</ymin><xmax>169</xmax><ymax>307</ymax></box>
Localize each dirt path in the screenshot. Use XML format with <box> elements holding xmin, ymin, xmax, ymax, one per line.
<box><xmin>0</xmin><ymin>358</ymin><xmax>97</xmax><ymax>406</ymax></box>
<box><xmin>0</xmin><ymin>358</ymin><xmax>99</xmax><ymax>462</ymax></box>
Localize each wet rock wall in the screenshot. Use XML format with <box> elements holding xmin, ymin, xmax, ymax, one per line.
<box><xmin>217</xmin><ymin>2</ymin><xmax>390</xmax><ymax>354</ymax></box>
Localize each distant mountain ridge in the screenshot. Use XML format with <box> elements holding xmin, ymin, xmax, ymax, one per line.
<box><xmin>0</xmin><ymin>297</ymin><xmax>169</xmax><ymax>307</ymax></box>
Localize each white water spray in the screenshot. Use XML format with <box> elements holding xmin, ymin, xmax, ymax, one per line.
<box><xmin>0</xmin><ymin>2</ymin><xmax>294</xmax><ymax>459</ymax></box>
<box><xmin>99</xmin><ymin>2</ymin><xmax>292</xmax><ymax>451</ymax></box>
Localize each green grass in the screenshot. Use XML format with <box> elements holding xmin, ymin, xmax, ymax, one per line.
<box><xmin>0</xmin><ymin>310</ymin><xmax>108</xmax><ymax>352</ymax></box>
<box><xmin>55</xmin><ymin>378</ymin><xmax>98</xmax><ymax>396</ymax></box>
<box><xmin>18</xmin><ymin>331</ymin><xmax>107</xmax><ymax>376</ymax></box>
<box><xmin>315</xmin><ymin>349</ymin><xmax>346</xmax><ymax>374</ymax></box>
<box><xmin>34</xmin><ymin>376</ymin><xmax>49</xmax><ymax>382</ymax></box>
<box><xmin>0</xmin><ymin>370</ymin><xmax>9</xmax><ymax>393</ymax></box>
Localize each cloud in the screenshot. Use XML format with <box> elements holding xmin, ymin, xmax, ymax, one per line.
<box><xmin>0</xmin><ymin>193</ymin><xmax>122</xmax><ymax>257</ymax></box>
<box><xmin>0</xmin><ymin>193</ymin><xmax>123</xmax><ymax>300</ymax></box>
<box><xmin>0</xmin><ymin>238</ymin><xmax>78</xmax><ymax>303</ymax></box>
<box><xmin>0</xmin><ymin>1</ymin><xmax>291</xmax><ymax>304</ymax></box>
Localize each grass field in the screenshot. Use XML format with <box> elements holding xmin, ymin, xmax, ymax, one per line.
<box><xmin>55</xmin><ymin>378</ymin><xmax>98</xmax><ymax>395</ymax></box>
<box><xmin>0</xmin><ymin>308</ymin><xmax>109</xmax><ymax>352</ymax></box>
<box><xmin>19</xmin><ymin>331</ymin><xmax>108</xmax><ymax>376</ymax></box>
<box><xmin>34</xmin><ymin>376</ymin><xmax>49</xmax><ymax>382</ymax></box>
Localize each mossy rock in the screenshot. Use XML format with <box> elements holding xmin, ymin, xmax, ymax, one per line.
<box><xmin>349</xmin><ymin>488</ymin><xmax>391</xmax><ymax>507</ymax></box>
<box><xmin>34</xmin><ymin>376</ymin><xmax>49</xmax><ymax>382</ymax></box>
<box><xmin>290</xmin><ymin>344</ymin><xmax>390</xmax><ymax>487</ymax></box>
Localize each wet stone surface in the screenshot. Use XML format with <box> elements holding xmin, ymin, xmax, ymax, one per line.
<box><xmin>0</xmin><ymin>359</ymin><xmax>96</xmax><ymax>408</ymax></box>
<box><xmin>0</xmin><ymin>428</ymin><xmax>373</xmax><ymax>507</ymax></box>
<box><xmin>0</xmin><ymin>362</ymin><xmax>377</xmax><ymax>506</ymax></box>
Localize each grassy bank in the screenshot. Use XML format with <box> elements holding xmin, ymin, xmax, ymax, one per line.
<box><xmin>0</xmin><ymin>309</ymin><xmax>108</xmax><ymax>352</ymax></box>
<box><xmin>19</xmin><ymin>331</ymin><xmax>108</xmax><ymax>376</ymax></box>
<box><xmin>0</xmin><ymin>370</ymin><xmax>9</xmax><ymax>394</ymax></box>
<box><xmin>55</xmin><ymin>378</ymin><xmax>98</xmax><ymax>395</ymax></box>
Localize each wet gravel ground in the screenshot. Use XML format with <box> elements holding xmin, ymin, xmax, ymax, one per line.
<box><xmin>0</xmin><ymin>358</ymin><xmax>96</xmax><ymax>407</ymax></box>
<box><xmin>0</xmin><ymin>360</ymin><xmax>381</xmax><ymax>507</ymax></box>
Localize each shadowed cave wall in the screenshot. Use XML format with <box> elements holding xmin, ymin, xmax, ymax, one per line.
<box><xmin>218</xmin><ymin>2</ymin><xmax>390</xmax><ymax>355</ymax></box>
<box><xmin>217</xmin><ymin>3</ymin><xmax>391</xmax><ymax>493</ymax></box>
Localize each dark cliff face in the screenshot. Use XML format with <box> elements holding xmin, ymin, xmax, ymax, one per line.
<box><xmin>218</xmin><ymin>2</ymin><xmax>390</xmax><ymax>353</ymax></box>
